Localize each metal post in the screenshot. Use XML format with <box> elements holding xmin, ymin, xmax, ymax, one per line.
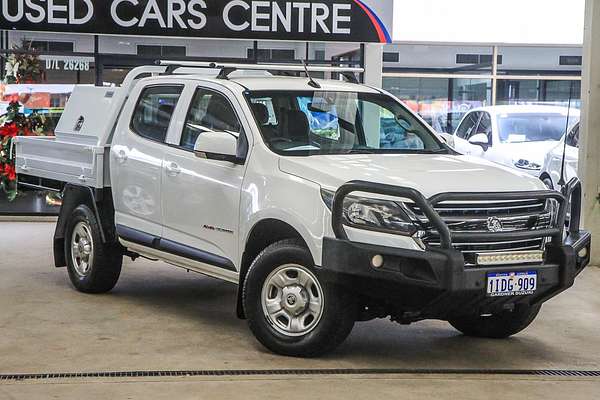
<box><xmin>0</xmin><ymin>30</ymin><xmax>5</xmax><ymax>81</ymax></box>
<box><xmin>447</xmin><ymin>78</ymin><xmax>454</xmax><ymax>132</ymax></box>
<box><xmin>491</xmin><ymin>45</ymin><xmax>499</xmax><ymax>106</ymax></box>
<box><xmin>579</xmin><ymin>0</ymin><xmax>600</xmax><ymax>265</ymax></box>
<box><xmin>252</xmin><ymin>41</ymin><xmax>258</xmax><ymax>63</ymax></box>
<box><xmin>94</xmin><ymin>34</ymin><xmax>101</xmax><ymax>86</ymax></box>
<box><xmin>362</xmin><ymin>43</ymin><xmax>382</xmax><ymax>87</ymax></box>
<box><xmin>359</xmin><ymin>43</ymin><xmax>366</xmax><ymax>83</ymax></box>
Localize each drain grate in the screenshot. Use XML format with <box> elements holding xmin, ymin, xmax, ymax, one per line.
<box><xmin>1</xmin><ymin>368</ymin><xmax>600</xmax><ymax>382</ymax></box>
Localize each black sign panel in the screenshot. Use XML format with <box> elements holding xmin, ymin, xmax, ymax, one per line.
<box><xmin>0</xmin><ymin>0</ymin><xmax>392</xmax><ymax>43</ymax></box>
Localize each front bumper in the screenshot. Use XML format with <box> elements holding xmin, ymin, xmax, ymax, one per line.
<box><xmin>320</xmin><ymin>178</ymin><xmax>591</xmax><ymax>321</ymax></box>
<box><xmin>320</xmin><ymin>231</ymin><xmax>590</xmax><ymax>320</ymax></box>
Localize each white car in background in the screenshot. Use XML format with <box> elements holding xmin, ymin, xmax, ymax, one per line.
<box><xmin>540</xmin><ymin>123</ymin><xmax>580</xmax><ymax>190</ymax></box>
<box><xmin>448</xmin><ymin>106</ymin><xmax>580</xmax><ymax>176</ymax></box>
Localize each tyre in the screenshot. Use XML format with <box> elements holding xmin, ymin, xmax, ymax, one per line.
<box><xmin>243</xmin><ymin>239</ymin><xmax>356</xmax><ymax>357</ymax></box>
<box><xmin>64</xmin><ymin>204</ymin><xmax>123</xmax><ymax>294</ymax></box>
<box><xmin>449</xmin><ymin>304</ymin><xmax>542</xmax><ymax>339</ymax></box>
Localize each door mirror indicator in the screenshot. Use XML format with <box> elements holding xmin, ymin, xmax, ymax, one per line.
<box><xmin>468</xmin><ymin>133</ymin><xmax>490</xmax><ymax>151</ymax></box>
<box><xmin>194</xmin><ymin>131</ymin><xmax>242</xmax><ymax>164</ymax></box>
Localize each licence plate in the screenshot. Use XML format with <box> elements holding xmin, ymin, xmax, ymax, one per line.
<box><xmin>486</xmin><ymin>271</ymin><xmax>537</xmax><ymax>297</ymax></box>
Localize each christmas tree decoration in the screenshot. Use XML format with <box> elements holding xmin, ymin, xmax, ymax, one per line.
<box><xmin>3</xmin><ymin>41</ymin><xmax>44</xmax><ymax>84</ymax></box>
<box><xmin>0</xmin><ymin>40</ymin><xmax>49</xmax><ymax>201</ymax></box>
<box><xmin>0</xmin><ymin>101</ymin><xmax>48</xmax><ymax>201</ymax></box>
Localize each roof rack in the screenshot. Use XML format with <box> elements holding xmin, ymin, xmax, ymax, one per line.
<box><xmin>157</xmin><ymin>60</ymin><xmax>364</xmax><ymax>84</ymax></box>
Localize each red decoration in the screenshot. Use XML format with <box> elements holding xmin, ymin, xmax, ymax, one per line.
<box><xmin>1</xmin><ymin>164</ymin><xmax>16</xmax><ymax>181</ymax></box>
<box><xmin>0</xmin><ymin>122</ymin><xmax>18</xmax><ymax>137</ymax></box>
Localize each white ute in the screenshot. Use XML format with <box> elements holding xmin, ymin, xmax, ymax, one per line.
<box><xmin>15</xmin><ymin>62</ymin><xmax>591</xmax><ymax>357</ymax></box>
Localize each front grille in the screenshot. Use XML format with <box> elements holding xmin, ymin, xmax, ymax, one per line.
<box><xmin>428</xmin><ymin>199</ymin><xmax>546</xmax><ymax>218</ymax></box>
<box><xmin>407</xmin><ymin>198</ymin><xmax>554</xmax><ymax>266</ymax></box>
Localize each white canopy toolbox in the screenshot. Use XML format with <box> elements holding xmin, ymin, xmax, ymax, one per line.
<box><xmin>14</xmin><ymin>85</ymin><xmax>121</xmax><ymax>188</ymax></box>
<box><xmin>13</xmin><ymin>66</ymin><xmax>166</xmax><ymax>188</ymax></box>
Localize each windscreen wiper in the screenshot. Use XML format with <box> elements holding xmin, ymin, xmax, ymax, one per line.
<box><xmin>346</xmin><ymin>149</ymin><xmax>376</xmax><ymax>154</ymax></box>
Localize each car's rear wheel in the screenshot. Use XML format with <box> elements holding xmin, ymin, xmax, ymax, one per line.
<box><xmin>243</xmin><ymin>239</ymin><xmax>356</xmax><ymax>357</ymax></box>
<box><xmin>449</xmin><ymin>304</ymin><xmax>542</xmax><ymax>339</ymax></box>
<box><xmin>65</xmin><ymin>205</ymin><xmax>123</xmax><ymax>294</ymax></box>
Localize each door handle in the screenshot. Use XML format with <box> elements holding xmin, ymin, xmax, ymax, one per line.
<box><xmin>165</xmin><ymin>162</ymin><xmax>181</xmax><ymax>176</ymax></box>
<box><xmin>116</xmin><ymin>150</ymin><xmax>128</xmax><ymax>163</ymax></box>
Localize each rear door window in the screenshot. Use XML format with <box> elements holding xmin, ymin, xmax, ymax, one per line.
<box><xmin>131</xmin><ymin>86</ymin><xmax>183</xmax><ymax>143</ymax></box>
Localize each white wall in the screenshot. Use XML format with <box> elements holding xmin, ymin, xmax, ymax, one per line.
<box><xmin>392</xmin><ymin>0</ymin><xmax>585</xmax><ymax>45</ymax></box>
<box><xmin>383</xmin><ymin>44</ymin><xmax>583</xmax><ymax>71</ymax></box>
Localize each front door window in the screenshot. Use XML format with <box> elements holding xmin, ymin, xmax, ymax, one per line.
<box><xmin>180</xmin><ymin>89</ymin><xmax>242</xmax><ymax>151</ymax></box>
<box><xmin>456</xmin><ymin>112</ymin><xmax>481</xmax><ymax>139</ymax></box>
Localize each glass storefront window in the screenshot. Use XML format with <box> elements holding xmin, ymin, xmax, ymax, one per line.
<box><xmin>382</xmin><ymin>45</ymin><xmax>582</xmax><ymax>134</ymax></box>
<box><xmin>496</xmin><ymin>79</ymin><xmax>581</xmax><ymax>108</ymax></box>
<box><xmin>383</xmin><ymin>76</ymin><xmax>492</xmax><ymax>133</ymax></box>
<box><xmin>41</xmin><ymin>56</ymin><xmax>95</xmax><ymax>85</ymax></box>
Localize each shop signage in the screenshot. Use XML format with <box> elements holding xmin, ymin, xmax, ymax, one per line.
<box><xmin>0</xmin><ymin>0</ymin><xmax>393</xmax><ymax>43</ymax></box>
<box><xmin>45</xmin><ymin>58</ymin><xmax>91</xmax><ymax>71</ymax></box>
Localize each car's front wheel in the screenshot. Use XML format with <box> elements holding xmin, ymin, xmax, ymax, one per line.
<box><xmin>243</xmin><ymin>239</ymin><xmax>356</xmax><ymax>357</ymax></box>
<box><xmin>449</xmin><ymin>304</ymin><xmax>542</xmax><ymax>339</ymax></box>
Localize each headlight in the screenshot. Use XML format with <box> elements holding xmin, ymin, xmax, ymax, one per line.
<box><xmin>321</xmin><ymin>189</ymin><xmax>421</xmax><ymax>237</ymax></box>
<box><xmin>514</xmin><ymin>159</ymin><xmax>542</xmax><ymax>170</ymax></box>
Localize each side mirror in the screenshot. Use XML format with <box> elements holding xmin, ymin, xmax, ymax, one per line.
<box><xmin>194</xmin><ymin>131</ymin><xmax>242</xmax><ymax>164</ymax></box>
<box><xmin>468</xmin><ymin>133</ymin><xmax>489</xmax><ymax>150</ymax></box>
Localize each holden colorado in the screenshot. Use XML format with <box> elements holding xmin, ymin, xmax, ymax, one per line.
<box><xmin>14</xmin><ymin>62</ymin><xmax>591</xmax><ymax>357</ymax></box>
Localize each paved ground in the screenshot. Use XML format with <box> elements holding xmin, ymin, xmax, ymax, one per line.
<box><xmin>2</xmin><ymin>375</ymin><xmax>600</xmax><ymax>400</ymax></box>
<box><xmin>0</xmin><ymin>222</ymin><xmax>599</xmax><ymax>399</ymax></box>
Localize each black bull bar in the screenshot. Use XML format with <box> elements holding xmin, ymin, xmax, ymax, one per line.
<box><xmin>331</xmin><ymin>178</ymin><xmax>584</xmax><ymax>249</ymax></box>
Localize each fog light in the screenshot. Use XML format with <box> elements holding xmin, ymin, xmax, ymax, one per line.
<box><xmin>371</xmin><ymin>255</ymin><xmax>384</xmax><ymax>269</ymax></box>
<box><xmin>578</xmin><ymin>247</ymin><xmax>588</xmax><ymax>258</ymax></box>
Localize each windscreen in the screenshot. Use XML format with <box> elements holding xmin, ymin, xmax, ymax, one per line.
<box><xmin>246</xmin><ymin>91</ymin><xmax>447</xmax><ymax>155</ymax></box>
<box><xmin>497</xmin><ymin>113</ymin><xmax>578</xmax><ymax>144</ymax></box>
